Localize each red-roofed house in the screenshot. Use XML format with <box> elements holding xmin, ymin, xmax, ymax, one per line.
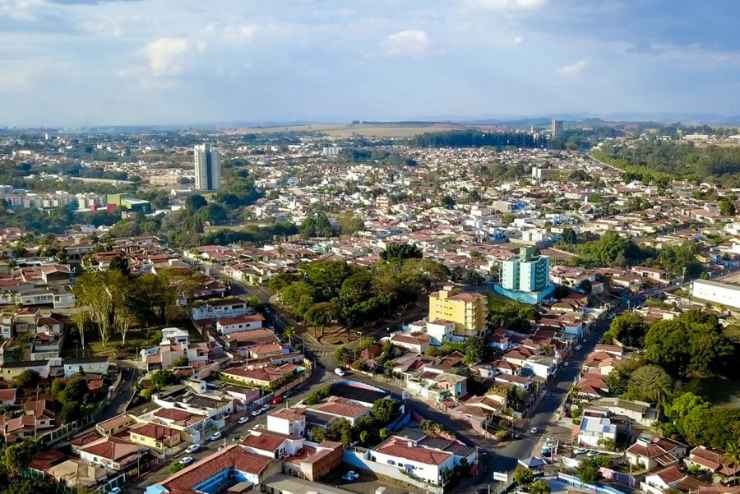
<box><xmin>241</xmin><ymin>430</ymin><xmax>303</xmax><ymax>459</ymax></box>
<box><xmin>216</xmin><ymin>314</ymin><xmax>265</xmax><ymax>335</ymax></box>
<box><xmin>370</xmin><ymin>437</ymin><xmax>456</xmax><ymax>486</ymax></box>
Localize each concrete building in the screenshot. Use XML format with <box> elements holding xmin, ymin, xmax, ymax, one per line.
<box><xmin>428</xmin><ymin>286</ymin><xmax>488</xmax><ymax>335</ymax></box>
<box><xmin>551</xmin><ymin>119</ymin><xmax>564</xmax><ymax>138</ymax></box>
<box><xmin>495</xmin><ymin>247</ymin><xmax>554</xmax><ymax>304</ymax></box>
<box><xmin>194</xmin><ymin>144</ymin><xmax>221</xmax><ymax>192</ymax></box>
<box><xmin>691</xmin><ymin>279</ymin><xmax>740</xmax><ymax>309</ymax></box>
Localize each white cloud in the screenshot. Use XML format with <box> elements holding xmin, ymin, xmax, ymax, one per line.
<box><xmin>558</xmin><ymin>59</ymin><xmax>588</xmax><ymax>77</ymax></box>
<box><xmin>145</xmin><ymin>37</ymin><xmax>192</xmax><ymax>77</ymax></box>
<box><xmin>513</xmin><ymin>35</ymin><xmax>523</xmax><ymax>45</ymax></box>
<box><xmin>383</xmin><ymin>29</ymin><xmax>430</xmax><ymax>57</ymax></box>
<box><xmin>223</xmin><ymin>23</ymin><xmax>259</xmax><ymax>43</ymax></box>
<box><xmin>472</xmin><ymin>0</ymin><xmax>546</xmax><ymax>11</ymax></box>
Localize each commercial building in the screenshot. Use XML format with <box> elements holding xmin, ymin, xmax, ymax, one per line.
<box><xmin>691</xmin><ymin>279</ymin><xmax>740</xmax><ymax>309</ymax></box>
<box><xmin>194</xmin><ymin>144</ymin><xmax>221</xmax><ymax>192</ymax></box>
<box><xmin>428</xmin><ymin>286</ymin><xmax>488</xmax><ymax>335</ymax></box>
<box><xmin>551</xmin><ymin>119</ymin><xmax>564</xmax><ymax>138</ymax></box>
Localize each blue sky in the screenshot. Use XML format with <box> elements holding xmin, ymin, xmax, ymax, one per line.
<box><xmin>2</xmin><ymin>0</ymin><xmax>740</xmax><ymax>126</ymax></box>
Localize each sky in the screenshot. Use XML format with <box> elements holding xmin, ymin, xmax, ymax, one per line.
<box><xmin>2</xmin><ymin>0</ymin><xmax>740</xmax><ymax>126</ymax></box>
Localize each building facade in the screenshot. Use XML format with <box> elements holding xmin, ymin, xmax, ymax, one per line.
<box><xmin>194</xmin><ymin>144</ymin><xmax>221</xmax><ymax>192</ymax></box>
<box><xmin>428</xmin><ymin>287</ymin><xmax>488</xmax><ymax>335</ymax></box>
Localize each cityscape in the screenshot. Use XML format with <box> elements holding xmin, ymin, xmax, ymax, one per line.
<box><xmin>0</xmin><ymin>2</ymin><xmax>740</xmax><ymax>494</ymax></box>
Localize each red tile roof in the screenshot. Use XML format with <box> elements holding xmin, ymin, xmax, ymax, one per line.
<box><xmin>242</xmin><ymin>431</ymin><xmax>289</xmax><ymax>452</ymax></box>
<box><xmin>375</xmin><ymin>438</ymin><xmax>452</xmax><ymax>466</ymax></box>
<box><xmin>162</xmin><ymin>445</ymin><xmax>272</xmax><ymax>492</ymax></box>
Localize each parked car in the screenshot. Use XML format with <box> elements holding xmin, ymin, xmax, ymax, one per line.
<box><xmin>238</xmin><ymin>416</ymin><xmax>249</xmax><ymax>424</ymax></box>
<box><xmin>179</xmin><ymin>456</ymin><xmax>194</xmax><ymax>466</ymax></box>
<box><xmin>260</xmin><ymin>405</ymin><xmax>270</xmax><ymax>413</ymax></box>
<box><xmin>334</xmin><ymin>367</ymin><xmax>346</xmax><ymax>376</ymax></box>
<box><xmin>185</xmin><ymin>444</ymin><xmax>200</xmax><ymax>454</ymax></box>
<box><xmin>109</xmin><ymin>488</ymin><xmax>122</xmax><ymax>494</ymax></box>
<box><xmin>209</xmin><ymin>432</ymin><xmax>222</xmax><ymax>441</ymax></box>
<box><xmin>529</xmin><ymin>427</ymin><xmax>538</xmax><ymax>434</ymax></box>
<box><xmin>251</xmin><ymin>409</ymin><xmax>260</xmax><ymax>417</ymax></box>
<box><xmin>342</xmin><ymin>470</ymin><xmax>360</xmax><ymax>482</ymax></box>
<box><xmin>271</xmin><ymin>395</ymin><xmax>284</xmax><ymax>405</ymax></box>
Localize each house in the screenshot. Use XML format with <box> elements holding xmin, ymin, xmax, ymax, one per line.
<box><xmin>191</xmin><ymin>298</ymin><xmax>251</xmax><ymax>321</ymax></box>
<box><xmin>63</xmin><ymin>357</ymin><xmax>110</xmax><ymax>378</ymax></box>
<box><xmin>78</xmin><ymin>437</ymin><xmax>146</xmax><ymax>471</ymax></box>
<box><xmin>128</xmin><ymin>423</ymin><xmax>182</xmax><ymax>456</ymax></box>
<box><xmin>590</xmin><ymin>397</ymin><xmax>657</xmax><ymax>426</ymax></box>
<box><xmin>368</xmin><ymin>437</ymin><xmax>457</xmax><ymax>486</ymax></box>
<box><xmin>307</xmin><ymin>397</ymin><xmax>371</xmax><ymax>426</ymax></box>
<box><xmin>626</xmin><ymin>435</ymin><xmax>687</xmax><ymax>471</ymax></box>
<box><xmin>160</xmin><ymin>327</ymin><xmax>190</xmax><ymax>345</ymax></box>
<box><xmin>216</xmin><ymin>314</ymin><xmax>265</xmax><ymax>335</ymax></box>
<box><xmin>0</xmin><ymin>360</ymin><xmax>51</xmax><ymax>380</ymax></box>
<box><xmin>144</xmin><ymin>444</ymin><xmax>278</xmax><ymax>494</ymax></box>
<box><xmin>267</xmin><ymin>407</ymin><xmax>306</xmax><ymax>437</ymax></box>
<box><xmin>48</xmin><ymin>459</ymin><xmax>108</xmax><ymax>490</ymax></box>
<box><xmin>685</xmin><ymin>446</ymin><xmax>740</xmax><ymax>478</ymax></box>
<box><xmin>0</xmin><ymin>388</ymin><xmax>17</xmax><ymax>406</ymax></box>
<box><xmin>641</xmin><ymin>465</ymin><xmax>707</xmax><ymax>494</ymax></box>
<box><xmin>241</xmin><ymin>430</ymin><xmax>303</xmax><ymax>459</ymax></box>
<box><xmin>389</xmin><ymin>333</ymin><xmax>431</xmax><ymax>354</ymax></box>
<box><xmin>523</xmin><ymin>355</ymin><xmax>557</xmax><ymax>379</ymax></box>
<box><xmin>221</xmin><ymin>363</ymin><xmax>300</xmax><ymax>388</ymax></box>
<box><xmin>282</xmin><ymin>440</ymin><xmax>344</xmax><ymax>481</ymax></box>
<box><xmin>577</xmin><ymin>415</ymin><xmax>617</xmax><ymax>448</ymax></box>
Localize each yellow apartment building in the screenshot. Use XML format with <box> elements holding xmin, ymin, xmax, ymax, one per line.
<box><xmin>428</xmin><ymin>286</ymin><xmax>488</xmax><ymax>335</ymax></box>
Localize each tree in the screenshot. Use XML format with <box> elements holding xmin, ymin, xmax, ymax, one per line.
<box><xmin>338</xmin><ymin>211</ymin><xmax>365</xmax><ymax>235</ymax></box>
<box><xmin>14</xmin><ymin>370</ymin><xmax>40</xmax><ymax>389</ymax></box>
<box><xmin>304</xmin><ymin>301</ymin><xmax>337</xmax><ymax>338</ymax></box>
<box><xmin>513</xmin><ymin>465</ymin><xmax>534</xmax><ymax>485</ymax></box>
<box><xmin>359</xmin><ymin>430</ymin><xmax>369</xmax><ymax>445</ymax></box>
<box><xmin>371</xmin><ymin>398</ymin><xmax>400</xmax><ymax>424</ymax></box>
<box><xmin>300</xmin><ymin>210</ymin><xmax>335</xmax><ymax>238</ymax></box>
<box><xmin>719</xmin><ymin>198</ymin><xmax>736</xmax><ymax>216</ymax></box>
<box><xmin>576</xmin><ymin>458</ymin><xmax>601</xmax><ymax>484</ymax></box>
<box><xmin>624</xmin><ymin>365</ymin><xmax>673</xmax><ymax>412</ymax></box>
<box><xmin>530</xmin><ymin>480</ymin><xmax>551</xmax><ymax>494</ymax></box>
<box><xmin>283</xmin><ymin>325</ymin><xmax>296</xmax><ymax>347</ymax></box>
<box><xmin>2</xmin><ymin>440</ymin><xmax>33</xmax><ymax>477</ymax></box>
<box><xmin>185</xmin><ymin>194</ymin><xmax>207</xmax><ymax>212</ymax></box>
<box><xmin>603</xmin><ymin>313</ymin><xmax>649</xmax><ymax>347</ymax></box>
<box><xmin>335</xmin><ymin>347</ymin><xmax>354</xmax><ymax>366</ymax></box>
<box><xmin>561</xmin><ymin>227</ymin><xmax>578</xmax><ymax>245</ymax></box>
<box><xmin>380</xmin><ymin>243</ymin><xmax>423</xmax><ymax>262</ymax></box>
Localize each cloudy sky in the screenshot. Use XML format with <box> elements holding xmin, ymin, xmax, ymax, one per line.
<box><xmin>2</xmin><ymin>0</ymin><xmax>740</xmax><ymax>126</ymax></box>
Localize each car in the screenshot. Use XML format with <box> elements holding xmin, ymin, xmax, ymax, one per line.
<box><xmin>260</xmin><ymin>405</ymin><xmax>270</xmax><ymax>413</ymax></box>
<box><xmin>179</xmin><ymin>456</ymin><xmax>194</xmax><ymax>466</ymax></box>
<box><xmin>563</xmin><ymin>362</ymin><xmax>569</xmax><ymax>367</ymax></box>
<box><xmin>185</xmin><ymin>444</ymin><xmax>200</xmax><ymax>454</ymax></box>
<box><xmin>238</xmin><ymin>416</ymin><xmax>249</xmax><ymax>424</ymax></box>
<box><xmin>574</xmin><ymin>448</ymin><xmax>586</xmax><ymax>455</ymax></box>
<box><xmin>342</xmin><ymin>470</ymin><xmax>360</xmax><ymax>482</ymax></box>
<box><xmin>251</xmin><ymin>410</ymin><xmax>260</xmax><ymax>417</ymax></box>
<box><xmin>209</xmin><ymin>432</ymin><xmax>222</xmax><ymax>441</ymax></box>
<box><xmin>271</xmin><ymin>395</ymin><xmax>284</xmax><ymax>405</ymax></box>
<box><xmin>530</xmin><ymin>427</ymin><xmax>538</xmax><ymax>434</ymax></box>
<box><xmin>334</xmin><ymin>367</ymin><xmax>346</xmax><ymax>376</ymax></box>
<box><xmin>109</xmin><ymin>488</ymin><xmax>122</xmax><ymax>494</ymax></box>
<box><xmin>575</xmin><ymin>345</ymin><xmax>583</xmax><ymax>351</ymax></box>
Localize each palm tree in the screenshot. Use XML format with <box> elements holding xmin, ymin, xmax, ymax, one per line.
<box><xmin>724</xmin><ymin>441</ymin><xmax>740</xmax><ymax>469</ymax></box>
<box><xmin>284</xmin><ymin>325</ymin><xmax>296</xmax><ymax>347</ymax></box>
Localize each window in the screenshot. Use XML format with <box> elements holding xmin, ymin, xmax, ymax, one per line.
<box><xmin>388</xmin><ymin>460</ymin><xmax>395</xmax><ymax>466</ymax></box>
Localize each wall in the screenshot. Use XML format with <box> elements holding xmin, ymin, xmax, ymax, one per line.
<box><xmin>343</xmin><ymin>449</ymin><xmax>445</xmax><ymax>494</ymax></box>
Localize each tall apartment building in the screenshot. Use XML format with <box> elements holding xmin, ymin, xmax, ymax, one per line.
<box><xmin>501</xmin><ymin>247</ymin><xmax>550</xmax><ymax>292</ymax></box>
<box><xmin>551</xmin><ymin>119</ymin><xmax>564</xmax><ymax>138</ymax></box>
<box><xmin>428</xmin><ymin>286</ymin><xmax>488</xmax><ymax>335</ymax></box>
<box><xmin>194</xmin><ymin>144</ymin><xmax>221</xmax><ymax>192</ymax></box>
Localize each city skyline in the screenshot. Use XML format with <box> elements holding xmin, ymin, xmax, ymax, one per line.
<box><xmin>3</xmin><ymin>0</ymin><xmax>740</xmax><ymax>126</ymax></box>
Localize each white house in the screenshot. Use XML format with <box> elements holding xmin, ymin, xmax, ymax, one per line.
<box><xmin>577</xmin><ymin>416</ymin><xmax>617</xmax><ymax>448</ymax></box>
<box><xmin>370</xmin><ymin>437</ymin><xmax>456</xmax><ymax>486</ymax></box>
<box><xmin>63</xmin><ymin>357</ymin><xmax>110</xmax><ymax>378</ymax></box>
<box><xmin>161</xmin><ymin>327</ymin><xmax>190</xmax><ymax>345</ymax></box>
<box><xmin>266</xmin><ymin>408</ymin><xmax>305</xmax><ymax>437</ymax></box>
<box><xmin>216</xmin><ymin>314</ymin><xmax>265</xmax><ymax>335</ymax></box>
<box><xmin>523</xmin><ymin>355</ymin><xmax>557</xmax><ymax>379</ymax></box>
<box><xmin>191</xmin><ymin>298</ymin><xmax>252</xmax><ymax>321</ymax></box>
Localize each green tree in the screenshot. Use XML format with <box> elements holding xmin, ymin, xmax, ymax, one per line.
<box><xmin>530</xmin><ymin>480</ymin><xmax>551</xmax><ymax>494</ymax></box>
<box><xmin>624</xmin><ymin>364</ymin><xmax>673</xmax><ymax>411</ymax></box>
<box><xmin>338</xmin><ymin>211</ymin><xmax>365</xmax><ymax>235</ymax></box>
<box><xmin>380</xmin><ymin>243</ymin><xmax>423</xmax><ymax>262</ymax></box>
<box><xmin>513</xmin><ymin>465</ymin><xmax>534</xmax><ymax>485</ymax></box>
<box><xmin>371</xmin><ymin>398</ymin><xmax>400</xmax><ymax>424</ymax></box>
<box><xmin>2</xmin><ymin>441</ymin><xmax>33</xmax><ymax>478</ymax></box>
<box><xmin>14</xmin><ymin>370</ymin><xmax>40</xmax><ymax>389</ymax></box>
<box><xmin>603</xmin><ymin>313</ymin><xmax>649</xmax><ymax>347</ymax></box>
<box><xmin>335</xmin><ymin>347</ymin><xmax>354</xmax><ymax>366</ymax></box>
<box><xmin>719</xmin><ymin>198</ymin><xmax>737</xmax><ymax>216</ymax></box>
<box><xmin>576</xmin><ymin>458</ymin><xmax>601</xmax><ymax>484</ymax></box>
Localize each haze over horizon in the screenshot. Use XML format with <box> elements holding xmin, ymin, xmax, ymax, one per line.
<box><xmin>4</xmin><ymin>0</ymin><xmax>740</xmax><ymax>127</ymax></box>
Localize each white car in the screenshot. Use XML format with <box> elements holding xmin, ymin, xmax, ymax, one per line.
<box><xmin>179</xmin><ymin>456</ymin><xmax>194</xmax><ymax>465</ymax></box>
<box><xmin>342</xmin><ymin>470</ymin><xmax>360</xmax><ymax>482</ymax></box>
<box><xmin>185</xmin><ymin>444</ymin><xmax>200</xmax><ymax>454</ymax></box>
<box><xmin>334</xmin><ymin>367</ymin><xmax>346</xmax><ymax>376</ymax></box>
<box><xmin>530</xmin><ymin>427</ymin><xmax>538</xmax><ymax>434</ymax></box>
<box><xmin>238</xmin><ymin>416</ymin><xmax>249</xmax><ymax>424</ymax></box>
<box><xmin>109</xmin><ymin>488</ymin><xmax>122</xmax><ymax>494</ymax></box>
<box><xmin>260</xmin><ymin>405</ymin><xmax>270</xmax><ymax>413</ymax></box>
<box><xmin>209</xmin><ymin>432</ymin><xmax>222</xmax><ymax>441</ymax></box>
<box><xmin>251</xmin><ymin>409</ymin><xmax>260</xmax><ymax>417</ymax></box>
